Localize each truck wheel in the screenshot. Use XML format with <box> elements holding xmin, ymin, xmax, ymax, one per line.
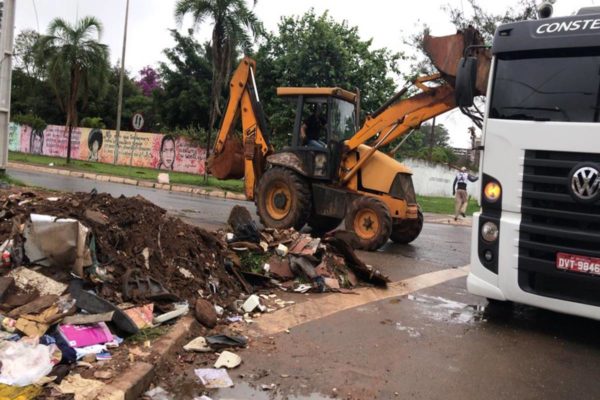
<box><xmin>390</xmin><ymin>210</ymin><xmax>424</xmax><ymax>244</ymax></box>
<box><xmin>307</xmin><ymin>215</ymin><xmax>341</xmax><ymax>236</ymax></box>
<box><xmin>255</xmin><ymin>167</ymin><xmax>311</xmax><ymax>230</ymax></box>
<box><xmin>345</xmin><ymin>197</ymin><xmax>392</xmax><ymax>251</ymax></box>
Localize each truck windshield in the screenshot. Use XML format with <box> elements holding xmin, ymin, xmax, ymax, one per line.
<box><xmin>330</xmin><ymin>99</ymin><xmax>356</xmax><ymax>140</ymax></box>
<box><xmin>490</xmin><ymin>49</ymin><xmax>600</xmax><ymax>122</ymax></box>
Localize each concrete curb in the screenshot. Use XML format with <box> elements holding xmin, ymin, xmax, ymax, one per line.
<box><xmin>104</xmin><ymin>315</ymin><xmax>196</xmax><ymax>400</ymax></box>
<box><xmin>7</xmin><ymin>161</ymin><xmax>248</xmax><ymax>202</ymax></box>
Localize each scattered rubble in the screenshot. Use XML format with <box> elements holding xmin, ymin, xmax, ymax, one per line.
<box><xmin>0</xmin><ymin>187</ymin><xmax>388</xmax><ymax>397</ymax></box>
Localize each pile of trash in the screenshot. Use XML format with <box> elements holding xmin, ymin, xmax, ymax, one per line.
<box><xmin>0</xmin><ymin>189</ymin><xmax>243</xmax><ymax>396</ymax></box>
<box><xmin>222</xmin><ymin>206</ymin><xmax>389</xmax><ymax>295</ymax></box>
<box><xmin>0</xmin><ymin>189</ymin><xmax>387</xmax><ymax>397</ymax></box>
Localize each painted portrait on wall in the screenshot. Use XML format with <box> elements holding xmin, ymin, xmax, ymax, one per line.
<box><xmin>30</xmin><ymin>129</ymin><xmax>44</xmax><ymax>155</ymax></box>
<box><xmin>157</xmin><ymin>134</ymin><xmax>175</xmax><ymax>170</ymax></box>
<box><xmin>87</xmin><ymin>129</ymin><xmax>103</xmax><ymax>161</ymax></box>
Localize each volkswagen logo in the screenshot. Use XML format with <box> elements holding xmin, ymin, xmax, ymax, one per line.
<box><xmin>569</xmin><ymin>164</ymin><xmax>600</xmax><ymax>204</ymax></box>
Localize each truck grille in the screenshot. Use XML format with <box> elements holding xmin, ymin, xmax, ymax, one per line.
<box><xmin>519</xmin><ymin>150</ymin><xmax>600</xmax><ymax>306</ymax></box>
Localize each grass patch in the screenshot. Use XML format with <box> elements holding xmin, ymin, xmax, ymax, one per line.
<box><xmin>417</xmin><ymin>195</ymin><xmax>479</xmax><ymax>216</ymax></box>
<box><xmin>9</xmin><ymin>152</ymin><xmax>244</xmax><ymax>192</ymax></box>
<box><xmin>126</xmin><ymin>325</ymin><xmax>170</xmax><ymax>344</ymax></box>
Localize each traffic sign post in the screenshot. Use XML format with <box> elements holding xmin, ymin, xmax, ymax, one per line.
<box><xmin>129</xmin><ymin>113</ymin><xmax>144</xmax><ymax>166</ymax></box>
<box><xmin>132</xmin><ymin>113</ymin><xmax>144</xmax><ymax>131</ymax></box>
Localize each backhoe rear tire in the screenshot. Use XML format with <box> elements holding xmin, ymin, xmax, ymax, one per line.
<box><xmin>390</xmin><ymin>210</ymin><xmax>424</xmax><ymax>244</ymax></box>
<box><xmin>345</xmin><ymin>196</ymin><xmax>392</xmax><ymax>251</ymax></box>
<box><xmin>307</xmin><ymin>215</ymin><xmax>342</xmax><ymax>236</ymax></box>
<box><xmin>255</xmin><ymin>167</ymin><xmax>311</xmax><ymax>231</ymax></box>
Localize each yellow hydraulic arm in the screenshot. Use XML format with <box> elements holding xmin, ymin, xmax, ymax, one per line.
<box><xmin>208</xmin><ymin>57</ymin><xmax>272</xmax><ymax>200</ymax></box>
<box><xmin>341</xmin><ymin>75</ymin><xmax>456</xmax><ymax>184</ymax></box>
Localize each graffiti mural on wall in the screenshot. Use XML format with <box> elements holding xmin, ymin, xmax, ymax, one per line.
<box><xmin>9</xmin><ymin>122</ymin><xmax>207</xmax><ymax>175</ymax></box>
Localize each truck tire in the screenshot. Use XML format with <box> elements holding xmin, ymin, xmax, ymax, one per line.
<box><xmin>345</xmin><ymin>197</ymin><xmax>392</xmax><ymax>251</ymax></box>
<box><xmin>390</xmin><ymin>210</ymin><xmax>424</xmax><ymax>244</ymax></box>
<box><xmin>307</xmin><ymin>215</ymin><xmax>342</xmax><ymax>236</ymax></box>
<box><xmin>255</xmin><ymin>167</ymin><xmax>311</xmax><ymax>230</ymax></box>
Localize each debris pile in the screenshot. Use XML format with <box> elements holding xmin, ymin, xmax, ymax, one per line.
<box><xmin>0</xmin><ymin>189</ymin><xmax>387</xmax><ymax>397</ymax></box>
<box><xmin>223</xmin><ymin>205</ymin><xmax>389</xmax><ymax>294</ymax></box>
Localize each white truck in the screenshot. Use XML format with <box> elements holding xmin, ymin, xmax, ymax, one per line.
<box><xmin>458</xmin><ymin>6</ymin><xmax>600</xmax><ymax>320</ymax></box>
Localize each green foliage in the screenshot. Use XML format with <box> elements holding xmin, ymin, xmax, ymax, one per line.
<box><xmin>240</xmin><ymin>252</ymin><xmax>270</xmax><ymax>274</ymax></box>
<box><xmin>155</xmin><ymin>29</ymin><xmax>212</xmax><ymax>131</ymax></box>
<box><xmin>14</xmin><ymin>29</ymin><xmax>42</xmax><ymax>78</ymax></box>
<box><xmin>12</xmin><ymin>113</ymin><xmax>47</xmax><ymax>131</ymax></box>
<box><xmin>417</xmin><ymin>195</ymin><xmax>479</xmax><ymax>215</ymax></box>
<box><xmin>174</xmin><ymin>0</ymin><xmax>265</xmax><ymax>132</ymax></box>
<box><xmin>393</xmin><ymin>122</ymin><xmax>458</xmax><ymax>165</ymax></box>
<box><xmin>255</xmin><ymin>10</ymin><xmax>402</xmax><ymax>148</ymax></box>
<box><xmin>172</xmin><ymin>124</ymin><xmax>210</xmax><ymax>145</ymax></box>
<box><xmin>35</xmin><ymin>16</ymin><xmax>110</xmax><ymax>129</ymax></box>
<box><xmin>80</xmin><ymin>117</ymin><xmax>105</xmax><ymax>129</ymax></box>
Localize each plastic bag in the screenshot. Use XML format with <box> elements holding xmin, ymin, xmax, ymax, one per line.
<box><xmin>0</xmin><ymin>340</ymin><xmax>57</xmax><ymax>386</ymax></box>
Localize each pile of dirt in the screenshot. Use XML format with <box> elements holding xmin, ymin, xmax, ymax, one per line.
<box><xmin>0</xmin><ymin>189</ymin><xmax>242</xmax><ymax>304</ymax></box>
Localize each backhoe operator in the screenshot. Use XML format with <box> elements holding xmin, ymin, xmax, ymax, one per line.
<box><xmin>300</xmin><ymin>104</ymin><xmax>327</xmax><ymax>148</ymax></box>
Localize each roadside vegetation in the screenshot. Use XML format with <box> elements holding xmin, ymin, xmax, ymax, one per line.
<box><xmin>417</xmin><ymin>195</ymin><xmax>479</xmax><ymax>216</ymax></box>
<box><xmin>8</xmin><ymin>152</ymin><xmax>244</xmax><ymax>193</ymax></box>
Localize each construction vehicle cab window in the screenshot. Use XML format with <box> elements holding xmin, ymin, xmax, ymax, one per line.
<box><xmin>208</xmin><ymin>30</ymin><xmax>486</xmax><ymax>251</ymax></box>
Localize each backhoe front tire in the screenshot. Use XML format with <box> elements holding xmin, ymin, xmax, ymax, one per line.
<box><xmin>255</xmin><ymin>167</ymin><xmax>311</xmax><ymax>231</ymax></box>
<box><xmin>345</xmin><ymin>197</ymin><xmax>392</xmax><ymax>251</ymax></box>
<box><xmin>390</xmin><ymin>210</ymin><xmax>424</xmax><ymax>244</ymax></box>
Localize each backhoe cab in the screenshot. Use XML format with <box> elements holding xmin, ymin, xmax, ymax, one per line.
<box><xmin>208</xmin><ymin>27</ymin><xmax>490</xmax><ymax>251</ymax></box>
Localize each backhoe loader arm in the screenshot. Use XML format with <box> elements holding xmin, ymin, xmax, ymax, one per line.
<box><xmin>341</xmin><ymin>27</ymin><xmax>491</xmax><ymax>184</ymax></box>
<box><xmin>207</xmin><ymin>57</ymin><xmax>272</xmax><ymax>200</ymax></box>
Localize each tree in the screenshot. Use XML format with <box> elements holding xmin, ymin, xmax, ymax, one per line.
<box><xmin>174</xmin><ymin>0</ymin><xmax>264</xmax><ymax>157</ymax></box>
<box><xmin>397</xmin><ymin>122</ymin><xmax>452</xmax><ymax>159</ymax></box>
<box><xmin>255</xmin><ymin>10</ymin><xmax>402</xmax><ymax>148</ymax></box>
<box><xmin>137</xmin><ymin>66</ymin><xmax>161</xmax><ymax>96</ymax></box>
<box><xmin>14</xmin><ymin>29</ymin><xmax>41</xmax><ymax>78</ymax></box>
<box><xmin>444</xmin><ymin>0</ymin><xmax>537</xmax><ymax>42</ymax></box>
<box><xmin>154</xmin><ymin>29</ymin><xmax>213</xmax><ymax>131</ymax></box>
<box><xmin>35</xmin><ymin>17</ymin><xmax>110</xmax><ymax>162</ymax></box>
<box><xmin>403</xmin><ymin>0</ymin><xmax>537</xmax><ymax>82</ymax></box>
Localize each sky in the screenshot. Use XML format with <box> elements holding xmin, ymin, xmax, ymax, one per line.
<box><xmin>14</xmin><ymin>0</ymin><xmax>599</xmax><ymax>147</ymax></box>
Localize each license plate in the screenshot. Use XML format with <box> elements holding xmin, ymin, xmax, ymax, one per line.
<box><xmin>556</xmin><ymin>252</ymin><xmax>600</xmax><ymax>277</ymax></box>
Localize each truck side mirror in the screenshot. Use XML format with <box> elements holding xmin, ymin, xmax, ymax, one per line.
<box><xmin>455</xmin><ymin>57</ymin><xmax>478</xmax><ymax>108</ymax></box>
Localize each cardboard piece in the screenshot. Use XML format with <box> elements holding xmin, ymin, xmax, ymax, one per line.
<box><xmin>23</xmin><ymin>214</ymin><xmax>92</xmax><ymax>277</ymax></box>
<box><xmin>63</xmin><ymin>312</ymin><xmax>115</xmax><ymax>325</ymax></box>
<box><xmin>8</xmin><ymin>267</ymin><xmax>67</xmax><ymax>297</ymax></box>
<box><xmin>124</xmin><ymin>304</ymin><xmax>154</xmax><ymax>329</ymax></box>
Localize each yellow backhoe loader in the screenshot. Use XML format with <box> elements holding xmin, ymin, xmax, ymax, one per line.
<box><xmin>208</xmin><ymin>27</ymin><xmax>491</xmax><ymax>251</ymax></box>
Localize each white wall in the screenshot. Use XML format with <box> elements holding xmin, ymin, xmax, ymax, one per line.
<box><xmin>402</xmin><ymin>158</ymin><xmax>480</xmax><ymax>201</ymax></box>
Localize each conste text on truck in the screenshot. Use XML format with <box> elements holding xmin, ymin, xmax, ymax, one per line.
<box><xmin>207</xmin><ymin>27</ymin><xmax>490</xmax><ymax>251</ymax></box>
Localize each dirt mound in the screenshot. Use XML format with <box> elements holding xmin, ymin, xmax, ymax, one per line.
<box><xmin>0</xmin><ymin>189</ymin><xmax>242</xmax><ymax>304</ymax></box>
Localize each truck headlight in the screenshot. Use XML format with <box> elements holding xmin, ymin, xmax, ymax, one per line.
<box><xmin>481</xmin><ymin>221</ymin><xmax>499</xmax><ymax>243</ymax></box>
<box><xmin>483</xmin><ymin>182</ymin><xmax>501</xmax><ymax>203</ymax></box>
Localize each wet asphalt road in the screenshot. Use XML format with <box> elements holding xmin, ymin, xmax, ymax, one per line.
<box><xmin>7</xmin><ymin>168</ymin><xmax>600</xmax><ymax>400</ymax></box>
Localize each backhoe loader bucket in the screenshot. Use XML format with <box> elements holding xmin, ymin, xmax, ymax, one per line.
<box><xmin>423</xmin><ymin>26</ymin><xmax>491</xmax><ymax>96</ymax></box>
<box><xmin>207</xmin><ymin>137</ymin><xmax>245</xmax><ymax>180</ymax></box>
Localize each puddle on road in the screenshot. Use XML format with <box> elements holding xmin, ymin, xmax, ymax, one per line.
<box><xmin>407</xmin><ymin>294</ymin><xmax>486</xmax><ymax>325</ymax></box>
<box><xmin>213</xmin><ymin>381</ymin><xmax>334</xmax><ymax>400</ymax></box>
<box><xmin>395</xmin><ymin>322</ymin><xmax>422</xmax><ymax>337</ymax></box>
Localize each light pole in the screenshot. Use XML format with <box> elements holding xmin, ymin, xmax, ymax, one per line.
<box><xmin>0</xmin><ymin>0</ymin><xmax>15</xmax><ymax>174</ymax></box>
<box><xmin>114</xmin><ymin>0</ymin><xmax>130</xmax><ymax>164</ymax></box>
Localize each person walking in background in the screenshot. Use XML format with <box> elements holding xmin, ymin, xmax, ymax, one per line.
<box><xmin>452</xmin><ymin>167</ymin><xmax>478</xmax><ymax>221</ymax></box>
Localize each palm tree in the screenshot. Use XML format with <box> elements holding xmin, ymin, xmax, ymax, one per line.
<box><xmin>174</xmin><ymin>0</ymin><xmax>263</xmax><ymax>160</ymax></box>
<box><xmin>35</xmin><ymin>17</ymin><xmax>109</xmax><ymax>163</ymax></box>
